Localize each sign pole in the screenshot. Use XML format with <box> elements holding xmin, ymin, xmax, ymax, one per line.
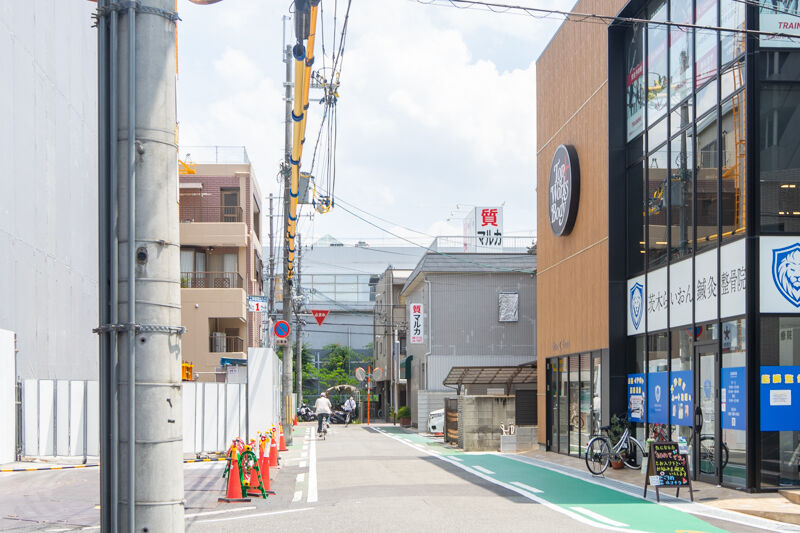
<box><xmin>368</xmin><ymin>366</ymin><xmax>371</xmax><ymax>426</ymax></box>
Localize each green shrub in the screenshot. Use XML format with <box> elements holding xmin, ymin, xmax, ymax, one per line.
<box><xmin>397</xmin><ymin>406</ymin><xmax>411</xmax><ymax>419</ymax></box>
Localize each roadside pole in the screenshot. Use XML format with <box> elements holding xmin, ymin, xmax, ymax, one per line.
<box><xmin>280</xmin><ymin>40</ymin><xmax>294</xmax><ymax>446</ymax></box>
<box><xmin>295</xmin><ymin>235</ymin><xmax>303</xmax><ymax>407</ymax></box>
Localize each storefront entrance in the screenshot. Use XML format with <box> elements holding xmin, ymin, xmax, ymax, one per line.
<box><xmin>695</xmin><ymin>343</ymin><xmax>719</xmax><ymax>484</ymax></box>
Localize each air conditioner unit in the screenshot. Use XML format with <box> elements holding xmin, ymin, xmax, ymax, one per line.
<box><xmin>212</xmin><ymin>331</ymin><xmax>226</xmax><ymax>352</ymax></box>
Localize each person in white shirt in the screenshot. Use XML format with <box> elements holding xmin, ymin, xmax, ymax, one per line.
<box><xmin>343</xmin><ymin>395</ymin><xmax>356</xmax><ymax>426</ymax></box>
<box><xmin>314</xmin><ymin>392</ymin><xmax>332</xmax><ymax>435</ymax></box>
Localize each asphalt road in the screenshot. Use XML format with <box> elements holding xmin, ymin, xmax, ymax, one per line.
<box><xmin>0</xmin><ymin>423</ymin><xmax>796</xmax><ymax>532</ymax></box>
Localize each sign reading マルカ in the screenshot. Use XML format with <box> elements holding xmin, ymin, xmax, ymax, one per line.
<box><xmin>548</xmin><ymin>144</ymin><xmax>580</xmax><ymax>237</ymax></box>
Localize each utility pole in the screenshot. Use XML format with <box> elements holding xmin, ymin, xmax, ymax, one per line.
<box><xmin>295</xmin><ymin>235</ymin><xmax>303</xmax><ymax>402</ymax></box>
<box><xmin>268</xmin><ymin>193</ymin><xmax>275</xmax><ymax>317</ymax></box>
<box><xmin>97</xmin><ymin>1</ymin><xmax>184</xmax><ymax>531</ymax></box>
<box><xmin>280</xmin><ymin>38</ymin><xmax>294</xmax><ymax>446</ymax></box>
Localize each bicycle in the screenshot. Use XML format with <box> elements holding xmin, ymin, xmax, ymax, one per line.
<box><xmin>585</xmin><ymin>425</ymin><xmax>646</xmax><ymax>475</ymax></box>
<box><xmin>695</xmin><ymin>434</ymin><xmax>729</xmax><ymax>474</ymax></box>
<box><xmin>317</xmin><ymin>413</ymin><xmax>330</xmax><ymax>440</ymax></box>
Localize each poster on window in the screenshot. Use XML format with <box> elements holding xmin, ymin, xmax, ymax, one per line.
<box><xmin>670</xmin><ymin>370</ymin><xmax>693</xmax><ymax>427</ymax></box>
<box><xmin>626</xmin><ymin>25</ymin><xmax>645</xmax><ymax>142</ymax></box>
<box><xmin>648</xmin><ymin>371</ymin><xmax>669</xmax><ymax>425</ymax></box>
<box><xmin>760</xmin><ymin>2</ymin><xmax>800</xmax><ymax>49</ymax></box>
<box><xmin>409</xmin><ymin>303</ymin><xmax>424</xmax><ymax>344</ymax></box>
<box><xmin>760</xmin><ymin>365</ymin><xmax>800</xmax><ymax>431</ymax></box>
<box><xmin>721</xmin><ymin>367</ymin><xmax>746</xmax><ymax>430</ymax></box>
<box><xmin>628</xmin><ymin>373</ymin><xmax>646</xmax><ymax>423</ymax></box>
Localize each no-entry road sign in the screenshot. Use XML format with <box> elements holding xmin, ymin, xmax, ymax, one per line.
<box><xmin>311</xmin><ymin>309</ymin><xmax>330</xmax><ymax>326</ymax></box>
<box><xmin>273</xmin><ymin>320</ymin><xmax>291</xmax><ymax>338</ymax></box>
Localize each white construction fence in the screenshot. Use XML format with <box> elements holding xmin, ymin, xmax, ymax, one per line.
<box><xmin>14</xmin><ymin>347</ymin><xmax>281</xmax><ymax>460</ymax></box>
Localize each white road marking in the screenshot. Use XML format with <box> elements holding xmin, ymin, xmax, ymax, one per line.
<box><xmin>449</xmin><ymin>456</ymin><xmax>463</xmax><ymax>462</ymax></box>
<box><xmin>195</xmin><ymin>507</ymin><xmax>314</xmax><ymax>524</ymax></box>
<box><xmin>299</xmin><ymin>460</ymin><xmax>307</xmax><ymax>468</ymax></box>
<box><xmin>510</xmin><ymin>481</ymin><xmax>543</xmax><ymax>494</ymax></box>
<box><xmin>292</xmin><ymin>490</ymin><xmax>303</xmax><ymax>502</ymax></box>
<box><xmin>185</xmin><ymin>506</ymin><xmax>257</xmax><ymax>518</ymax></box>
<box><xmin>296</xmin><ymin>473</ymin><xmax>305</xmax><ymax>482</ymax></box>
<box><xmin>307</xmin><ymin>432</ymin><xmax>318</xmax><ymax>503</ymax></box>
<box><xmin>472</xmin><ymin>465</ymin><xmax>495</xmax><ymax>475</ymax></box>
<box><xmin>570</xmin><ymin>507</ymin><xmax>628</xmax><ymax>527</ymax></box>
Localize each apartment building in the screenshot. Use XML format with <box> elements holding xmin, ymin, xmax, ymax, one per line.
<box><xmin>373</xmin><ymin>268</ymin><xmax>412</xmax><ymax>417</ymax></box>
<box><xmin>179</xmin><ymin>147</ymin><xmax>264</xmax><ymax>381</ymax></box>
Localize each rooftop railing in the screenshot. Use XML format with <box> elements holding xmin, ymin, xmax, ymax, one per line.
<box><xmin>179</xmin><ymin>146</ymin><xmax>250</xmax><ymax>165</ymax></box>
<box><xmin>181</xmin><ymin>271</ymin><xmax>243</xmax><ymax>289</ymax></box>
<box><xmin>428</xmin><ymin>235</ymin><xmax>536</xmax><ymax>254</ymax></box>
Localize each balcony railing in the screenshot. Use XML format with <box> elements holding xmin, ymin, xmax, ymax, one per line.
<box><xmin>180</xmin><ymin>205</ymin><xmax>243</xmax><ymax>223</ymax></box>
<box><xmin>181</xmin><ymin>271</ymin><xmax>243</xmax><ymax>289</ymax></box>
<box><xmin>209</xmin><ymin>334</ymin><xmax>244</xmax><ymax>353</ymax></box>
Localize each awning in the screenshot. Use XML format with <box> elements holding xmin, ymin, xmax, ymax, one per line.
<box><xmin>442</xmin><ymin>363</ymin><xmax>537</xmax><ymax>392</ymax></box>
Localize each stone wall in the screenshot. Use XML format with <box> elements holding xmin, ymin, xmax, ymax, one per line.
<box><xmin>458</xmin><ymin>395</ymin><xmax>516</xmax><ymax>451</ymax></box>
<box><xmin>416</xmin><ymin>391</ymin><xmax>452</xmax><ymax>430</ymax></box>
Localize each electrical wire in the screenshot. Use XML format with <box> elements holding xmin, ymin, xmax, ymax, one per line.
<box><xmin>732</xmin><ymin>0</ymin><xmax>800</xmax><ymax>18</ymax></box>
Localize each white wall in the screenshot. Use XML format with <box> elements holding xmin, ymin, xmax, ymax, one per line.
<box><xmin>0</xmin><ymin>2</ymin><xmax>99</xmax><ymax>380</ymax></box>
<box><xmin>248</xmin><ymin>347</ymin><xmax>282</xmax><ymax>436</ymax></box>
<box><xmin>0</xmin><ymin>330</ymin><xmax>14</xmax><ymax>463</ymax></box>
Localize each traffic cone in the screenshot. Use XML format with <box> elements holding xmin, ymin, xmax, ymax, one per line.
<box><xmin>294</xmin><ymin>414</ymin><xmax>298</xmax><ymax>426</ymax></box>
<box><xmin>279</xmin><ymin>424</ymin><xmax>288</xmax><ymax>452</ymax></box>
<box><xmin>258</xmin><ymin>434</ymin><xmax>270</xmax><ymax>491</ymax></box>
<box><xmin>218</xmin><ymin>451</ymin><xmax>251</xmax><ymax>503</ymax></box>
<box><xmin>269</xmin><ymin>433</ymin><xmax>279</xmax><ymax>468</ymax></box>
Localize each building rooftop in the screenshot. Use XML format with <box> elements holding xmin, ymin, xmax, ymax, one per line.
<box><xmin>402</xmin><ymin>252</ymin><xmax>537</xmax><ymax>294</ymax></box>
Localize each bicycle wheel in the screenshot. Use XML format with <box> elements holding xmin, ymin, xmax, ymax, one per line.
<box><xmin>622</xmin><ymin>437</ymin><xmax>644</xmax><ymax>469</ymax></box>
<box><xmin>721</xmin><ymin>442</ymin><xmax>729</xmax><ymax>470</ymax></box>
<box><xmin>585</xmin><ymin>437</ymin><xmax>611</xmax><ymax>475</ymax></box>
<box><xmin>698</xmin><ymin>435</ymin><xmax>716</xmax><ymax>474</ymax></box>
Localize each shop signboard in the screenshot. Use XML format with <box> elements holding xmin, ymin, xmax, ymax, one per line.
<box><xmin>721</xmin><ymin>366</ymin><xmax>746</xmax><ymax>430</ymax></box>
<box><xmin>669</xmin><ymin>258</ymin><xmax>692</xmax><ymax>328</ymax></box>
<box><xmin>670</xmin><ymin>370</ymin><xmax>693</xmax><ymax>426</ymax></box>
<box><xmin>648</xmin><ymin>267</ymin><xmax>668</xmax><ymax>332</ymax></box>
<box><xmin>761</xmin><ymin>237</ymin><xmax>800</xmax><ymax>313</ymax></box>
<box><xmin>648</xmin><ymin>371</ymin><xmax>669</xmax><ymax>425</ymax></box>
<box><xmin>548</xmin><ymin>145</ymin><xmax>580</xmax><ymax>237</ymax></box>
<box><xmin>694</xmin><ymin>247</ymin><xmax>718</xmax><ymax>324</ymax></box>
<box><xmin>627</xmin><ymin>373</ymin><xmax>645</xmax><ymax>423</ymax></box>
<box><xmin>759</xmin><ymin>2</ymin><xmax>800</xmax><ymax>49</ymax></box>
<box><xmin>627</xmin><ymin>275</ymin><xmax>645</xmax><ymax>335</ymax></box>
<box><xmin>760</xmin><ymin>365</ymin><xmax>800</xmax><ymax>431</ymax></box>
<box><xmin>720</xmin><ymin>239</ymin><xmax>746</xmax><ymax>319</ymax></box>
<box><xmin>409</xmin><ymin>303</ymin><xmax>424</xmax><ymax>344</ymax></box>
<box><xmin>626</xmin><ymin>23</ymin><xmax>645</xmax><ymax>142</ymax></box>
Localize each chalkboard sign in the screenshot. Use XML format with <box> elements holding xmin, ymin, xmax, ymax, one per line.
<box><xmin>643</xmin><ymin>441</ymin><xmax>694</xmax><ymax>502</ymax></box>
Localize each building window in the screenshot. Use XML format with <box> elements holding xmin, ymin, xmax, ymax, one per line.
<box><xmin>626</xmin><ymin>22</ymin><xmax>646</xmax><ymax>142</ymax></box>
<box><xmin>760</xmin><ymin>84</ymin><xmax>800</xmax><ymax>233</ymax></box>
<box><xmin>720</xmin><ymin>91</ymin><xmax>746</xmax><ymax>239</ymax></box>
<box><xmin>498</xmin><ymin>292</ymin><xmax>519</xmax><ymax>322</ymax></box>
<box><xmin>722</xmin><ymin>318</ymin><xmax>746</xmax><ymax>488</ymax></box>
<box><xmin>648</xmin><ymin>144</ymin><xmax>669</xmax><ymax>268</ymax></box>
<box><xmin>647</xmin><ymin>0</ymin><xmax>669</xmax><ymax>128</ymax></box>
<box><xmin>670</xmin><ymin>131</ymin><xmax>694</xmax><ymax>260</ymax></box>
<box><xmin>627</xmin><ymin>162</ymin><xmax>645</xmax><ymax>275</ymax></box>
<box><xmin>696</xmin><ymin>112</ymin><xmax>719</xmax><ymax>251</ymax></box>
<box><xmin>760</xmin><ymin>316</ymin><xmax>800</xmax><ymax>488</ymax></box>
<box><xmin>669</xmin><ymin>0</ymin><xmax>693</xmax><ymax>110</ymax></box>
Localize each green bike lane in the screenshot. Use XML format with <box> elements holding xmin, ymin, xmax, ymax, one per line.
<box><xmin>375</xmin><ymin>426</ymin><xmax>729</xmax><ymax>533</ymax></box>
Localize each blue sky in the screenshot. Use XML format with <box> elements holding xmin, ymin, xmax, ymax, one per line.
<box><xmin>177</xmin><ymin>0</ymin><xmax>575</xmax><ymax>245</ymax></box>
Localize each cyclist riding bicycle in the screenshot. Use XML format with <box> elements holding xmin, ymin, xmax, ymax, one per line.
<box><xmin>314</xmin><ymin>392</ymin><xmax>332</xmax><ymax>436</ymax></box>
<box><xmin>343</xmin><ymin>395</ymin><xmax>356</xmax><ymax>426</ymax></box>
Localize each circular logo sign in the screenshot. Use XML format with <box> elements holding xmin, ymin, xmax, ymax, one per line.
<box><xmin>548</xmin><ymin>144</ymin><xmax>580</xmax><ymax>236</ymax></box>
<box><xmin>273</xmin><ymin>320</ymin><xmax>291</xmax><ymax>338</ymax></box>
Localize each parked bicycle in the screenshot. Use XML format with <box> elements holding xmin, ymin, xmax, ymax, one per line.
<box><xmin>585</xmin><ymin>424</ymin><xmax>646</xmax><ymax>475</ymax></box>
<box><xmin>695</xmin><ymin>434</ymin><xmax>729</xmax><ymax>474</ymax></box>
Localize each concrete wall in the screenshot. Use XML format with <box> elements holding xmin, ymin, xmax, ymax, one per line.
<box><xmin>0</xmin><ymin>330</ymin><xmax>16</xmax><ymax>463</ymax></box>
<box><xmin>416</xmin><ymin>390</ymin><xmax>452</xmax><ymax>430</ymax></box>
<box><xmin>0</xmin><ymin>2</ymin><xmax>99</xmax><ymax>380</ymax></box>
<box><xmin>458</xmin><ymin>395</ymin><xmax>515</xmax><ymax>452</ymax></box>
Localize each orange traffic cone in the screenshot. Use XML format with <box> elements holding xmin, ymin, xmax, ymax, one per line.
<box><xmin>258</xmin><ymin>435</ymin><xmax>270</xmax><ymax>491</ymax></box>
<box><xmin>269</xmin><ymin>433</ymin><xmax>279</xmax><ymax>468</ymax></box>
<box><xmin>279</xmin><ymin>424</ymin><xmax>288</xmax><ymax>452</ymax></box>
<box><xmin>294</xmin><ymin>413</ymin><xmax>298</xmax><ymax>426</ymax></box>
<box><xmin>218</xmin><ymin>451</ymin><xmax>251</xmax><ymax>503</ymax></box>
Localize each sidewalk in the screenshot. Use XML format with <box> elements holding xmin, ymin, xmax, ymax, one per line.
<box><xmin>516</xmin><ymin>445</ymin><xmax>800</xmax><ymax>527</ymax></box>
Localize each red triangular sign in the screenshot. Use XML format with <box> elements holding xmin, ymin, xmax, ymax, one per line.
<box><xmin>311</xmin><ymin>309</ymin><xmax>330</xmax><ymax>326</ymax></box>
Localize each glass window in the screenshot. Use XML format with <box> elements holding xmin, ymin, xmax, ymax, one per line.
<box><xmin>648</xmin><ymin>144</ymin><xmax>669</xmax><ymax>268</ymax></box>
<box><xmin>670</xmin><ymin>329</ymin><xmax>693</xmax><ymax>443</ymax></box>
<box><xmin>696</xmin><ymin>113</ymin><xmax>719</xmax><ymax>251</ymax></box>
<box><xmin>671</xmin><ymin>130</ymin><xmax>695</xmax><ymax>260</ymax></box>
<box><xmin>649</xmin><ymin>117</ymin><xmax>668</xmax><ymax>152</ymax></box>
<box><xmin>569</xmin><ymin>355</ymin><xmax>580</xmax><ymax>455</ymax></box>
<box><xmin>647</xmin><ymin>0</ymin><xmax>669</xmax><ymax>127</ymax></box>
<box><xmin>670</xmin><ymin>0</ymin><xmax>693</xmax><ymax>108</ymax></box>
<box><xmin>558</xmin><ymin>357</ymin><xmax>569</xmax><ymax>455</ymax></box>
<box><xmin>580</xmin><ymin>352</ymin><xmax>592</xmax><ymax>456</ymax></box>
<box><xmin>648</xmin><ymin>332</ymin><xmax>669</xmax><ymax>440</ymax></box>
<box><xmin>696</xmin><ymin>78</ymin><xmax>717</xmax><ymax>118</ymax></box>
<box><xmin>695</xmin><ymin>0</ymin><xmax>717</xmax><ymax>89</ymax></box>
<box><xmin>760</xmin><ymin>316</ymin><xmax>800</xmax><ymax>488</ymax></box>
<box><xmin>627</xmin><ymin>162</ymin><xmax>645</xmax><ymax>275</ymax></box>
<box><xmin>720</xmin><ymin>93</ymin><xmax>746</xmax><ymax>239</ymax></box>
<box><xmin>720</xmin><ymin>0</ymin><xmax>745</xmax><ymax>66</ymax></box>
<box><xmin>722</xmin><ymin>318</ymin><xmax>746</xmax><ymax>488</ymax></box>
<box><xmin>630</xmin><ymin>336</ymin><xmax>646</xmax><ymax>441</ymax></box>
<box><xmin>721</xmin><ymin>59</ymin><xmax>744</xmax><ymax>101</ymax></box>
<box><xmin>760</xmin><ymin>51</ymin><xmax>800</xmax><ymax>82</ymax></box>
<box><xmin>550</xmin><ymin>360</ymin><xmax>559</xmax><ymax>451</ymax></box>
<box><xmin>626</xmin><ymin>22</ymin><xmax>646</xmax><ymax>142</ymax></box>
<box><xmin>591</xmin><ymin>354</ymin><xmax>602</xmax><ymax>435</ymax></box>
<box><xmin>760</xmin><ymin>84</ymin><xmax>800</xmax><ymax>232</ymax></box>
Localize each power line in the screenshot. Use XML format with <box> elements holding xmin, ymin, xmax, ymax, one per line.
<box><xmin>733</xmin><ymin>0</ymin><xmax>800</xmax><ymax>19</ymax></box>
<box><xmin>411</xmin><ymin>0</ymin><xmax>800</xmax><ymax>41</ymax></box>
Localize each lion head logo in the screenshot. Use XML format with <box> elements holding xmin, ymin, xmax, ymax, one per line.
<box><xmin>773</xmin><ymin>244</ymin><xmax>800</xmax><ymax>308</ymax></box>
<box><xmin>630</xmin><ymin>281</ymin><xmax>644</xmax><ymax>330</ymax></box>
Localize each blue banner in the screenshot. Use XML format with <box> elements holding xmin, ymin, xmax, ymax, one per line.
<box><xmin>670</xmin><ymin>370</ymin><xmax>693</xmax><ymax>427</ymax></box>
<box><xmin>648</xmin><ymin>371</ymin><xmax>669</xmax><ymax>425</ymax></box>
<box><xmin>627</xmin><ymin>373</ymin><xmax>645</xmax><ymax>423</ymax></box>
<box><xmin>721</xmin><ymin>367</ymin><xmax>746</xmax><ymax>430</ymax></box>
<box><xmin>760</xmin><ymin>365</ymin><xmax>800</xmax><ymax>432</ymax></box>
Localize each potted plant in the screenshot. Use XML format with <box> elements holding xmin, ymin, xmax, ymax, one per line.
<box><xmin>397</xmin><ymin>406</ymin><xmax>411</xmax><ymax>427</ymax></box>
<box><xmin>608</xmin><ymin>414</ymin><xmax>628</xmax><ymax>469</ymax></box>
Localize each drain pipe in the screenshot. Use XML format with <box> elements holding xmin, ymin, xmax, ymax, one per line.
<box><xmin>126</xmin><ymin>5</ymin><xmax>137</xmax><ymax>532</ymax></box>
<box><xmin>109</xmin><ymin>5</ymin><xmax>120</xmax><ymax>528</ymax></box>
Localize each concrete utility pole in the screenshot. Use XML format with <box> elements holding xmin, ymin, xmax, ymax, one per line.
<box><xmin>268</xmin><ymin>193</ymin><xmax>275</xmax><ymax>317</ymax></box>
<box><xmin>295</xmin><ymin>235</ymin><xmax>303</xmax><ymax>401</ymax></box>
<box><xmin>280</xmin><ymin>41</ymin><xmax>294</xmax><ymax>446</ymax></box>
<box><xmin>97</xmin><ymin>1</ymin><xmax>184</xmax><ymax>531</ymax></box>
